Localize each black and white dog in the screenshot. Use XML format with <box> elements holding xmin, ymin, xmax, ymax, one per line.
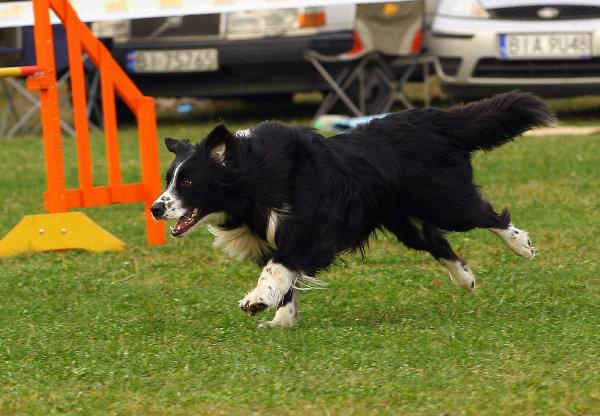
<box><xmin>151</xmin><ymin>91</ymin><xmax>554</xmax><ymax>328</ymax></box>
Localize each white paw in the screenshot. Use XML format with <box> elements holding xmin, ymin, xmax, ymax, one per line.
<box><xmin>257</xmin><ymin>298</ymin><xmax>298</xmax><ymax>328</ymax></box>
<box><xmin>239</xmin><ymin>261</ymin><xmax>296</xmax><ymax>316</ymax></box>
<box><xmin>440</xmin><ymin>259</ymin><xmax>476</xmax><ymax>292</ymax></box>
<box><xmin>493</xmin><ymin>224</ymin><xmax>536</xmax><ymax>259</ymax></box>
<box><xmin>239</xmin><ymin>292</ymin><xmax>269</xmax><ymax>316</ymax></box>
<box><xmin>257</xmin><ymin>318</ymin><xmax>296</xmax><ymax>329</ymax></box>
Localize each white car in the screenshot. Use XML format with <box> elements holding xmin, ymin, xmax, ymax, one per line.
<box><xmin>91</xmin><ymin>2</ymin><xmax>422</xmax><ymax>113</ymax></box>
<box><xmin>93</xmin><ymin>6</ymin><xmax>356</xmax><ymax>99</ymax></box>
<box><xmin>429</xmin><ymin>0</ymin><xmax>600</xmax><ymax>98</ymax></box>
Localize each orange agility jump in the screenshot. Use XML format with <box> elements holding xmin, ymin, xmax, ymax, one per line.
<box><xmin>0</xmin><ymin>0</ymin><xmax>165</xmax><ymax>256</ymax></box>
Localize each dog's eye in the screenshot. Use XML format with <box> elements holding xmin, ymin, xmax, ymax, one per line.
<box><xmin>180</xmin><ymin>178</ymin><xmax>192</xmax><ymax>188</ymax></box>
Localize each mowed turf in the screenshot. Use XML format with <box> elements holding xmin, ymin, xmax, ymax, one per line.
<box><xmin>0</xmin><ymin>121</ymin><xmax>598</xmax><ymax>415</ymax></box>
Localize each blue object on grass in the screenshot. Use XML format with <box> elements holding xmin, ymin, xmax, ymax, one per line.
<box><xmin>176</xmin><ymin>104</ymin><xmax>193</xmax><ymax>114</ymax></box>
<box><xmin>314</xmin><ymin>113</ymin><xmax>389</xmax><ymax>133</ymax></box>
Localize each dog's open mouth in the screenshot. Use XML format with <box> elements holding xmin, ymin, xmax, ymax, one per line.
<box><xmin>170</xmin><ymin>208</ymin><xmax>201</xmax><ymax>237</ymax></box>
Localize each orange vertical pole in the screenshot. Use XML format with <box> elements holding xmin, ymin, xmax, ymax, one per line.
<box><xmin>64</xmin><ymin>5</ymin><xmax>94</xmax><ymax>201</ymax></box>
<box><xmin>32</xmin><ymin>0</ymin><xmax>67</xmax><ymax>213</ymax></box>
<box><xmin>99</xmin><ymin>48</ymin><xmax>123</xmax><ymax>201</ymax></box>
<box><xmin>137</xmin><ymin>96</ymin><xmax>166</xmax><ymax>245</ymax></box>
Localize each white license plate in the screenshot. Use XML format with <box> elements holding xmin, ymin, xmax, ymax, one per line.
<box><xmin>499</xmin><ymin>33</ymin><xmax>592</xmax><ymax>59</ymax></box>
<box><xmin>128</xmin><ymin>48</ymin><xmax>218</xmax><ymax>73</ymax></box>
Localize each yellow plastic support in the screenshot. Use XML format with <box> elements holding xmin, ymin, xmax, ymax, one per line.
<box><xmin>0</xmin><ymin>212</ymin><xmax>126</xmax><ymax>257</ymax></box>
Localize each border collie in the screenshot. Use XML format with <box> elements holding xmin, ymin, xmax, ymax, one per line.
<box><xmin>151</xmin><ymin>91</ymin><xmax>554</xmax><ymax>328</ymax></box>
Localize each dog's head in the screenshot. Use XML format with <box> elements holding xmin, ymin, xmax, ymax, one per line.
<box><xmin>151</xmin><ymin>124</ymin><xmax>240</xmax><ymax>237</ymax></box>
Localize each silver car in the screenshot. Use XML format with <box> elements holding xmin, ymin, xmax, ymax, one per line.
<box><xmin>429</xmin><ymin>0</ymin><xmax>600</xmax><ymax>98</ymax></box>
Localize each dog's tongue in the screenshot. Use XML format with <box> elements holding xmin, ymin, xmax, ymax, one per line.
<box><xmin>170</xmin><ymin>208</ymin><xmax>201</xmax><ymax>237</ymax></box>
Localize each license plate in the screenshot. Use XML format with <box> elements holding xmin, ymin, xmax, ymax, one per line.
<box><xmin>127</xmin><ymin>48</ymin><xmax>218</xmax><ymax>73</ymax></box>
<box><xmin>499</xmin><ymin>33</ymin><xmax>592</xmax><ymax>59</ymax></box>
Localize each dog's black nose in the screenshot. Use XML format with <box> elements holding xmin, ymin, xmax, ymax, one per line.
<box><xmin>151</xmin><ymin>202</ymin><xmax>166</xmax><ymax>219</ymax></box>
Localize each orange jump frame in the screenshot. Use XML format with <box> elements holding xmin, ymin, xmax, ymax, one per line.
<box><xmin>29</xmin><ymin>0</ymin><xmax>164</xmax><ymax>246</ymax></box>
<box><xmin>0</xmin><ymin>0</ymin><xmax>164</xmax><ymax>256</ymax></box>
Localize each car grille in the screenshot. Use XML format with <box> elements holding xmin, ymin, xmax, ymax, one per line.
<box><xmin>488</xmin><ymin>5</ymin><xmax>600</xmax><ymax>20</ymax></box>
<box><xmin>473</xmin><ymin>58</ymin><xmax>600</xmax><ymax>78</ymax></box>
<box><xmin>130</xmin><ymin>15</ymin><xmax>220</xmax><ymax>39</ymax></box>
<box><xmin>439</xmin><ymin>57</ymin><xmax>462</xmax><ymax>76</ymax></box>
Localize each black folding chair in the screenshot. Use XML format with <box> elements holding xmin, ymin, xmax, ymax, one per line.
<box><xmin>304</xmin><ymin>0</ymin><xmax>431</xmax><ymax>119</ymax></box>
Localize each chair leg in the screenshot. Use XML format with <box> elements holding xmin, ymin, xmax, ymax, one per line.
<box><xmin>3</xmin><ymin>78</ymin><xmax>42</xmax><ymax>137</ymax></box>
<box><xmin>308</xmin><ymin>57</ymin><xmax>364</xmax><ymax>117</ymax></box>
<box><xmin>307</xmin><ymin>51</ymin><xmax>428</xmax><ymax>118</ymax></box>
<box><xmin>1</xmin><ymin>81</ymin><xmax>12</xmax><ymax>136</ymax></box>
<box><xmin>315</xmin><ymin>60</ymin><xmax>370</xmax><ymax>120</ymax></box>
<box><xmin>396</xmin><ymin>57</ymin><xmax>420</xmax><ymax>110</ymax></box>
<box><xmin>423</xmin><ymin>58</ymin><xmax>431</xmax><ymax>108</ymax></box>
<box><xmin>315</xmin><ymin>67</ymin><xmax>351</xmax><ymax>119</ymax></box>
<box><xmin>358</xmin><ymin>67</ymin><xmax>366</xmax><ymax>114</ymax></box>
<box><xmin>6</xmin><ymin>102</ymin><xmax>40</xmax><ymax>137</ymax></box>
<box><xmin>372</xmin><ymin>67</ymin><xmax>397</xmax><ymax>114</ymax></box>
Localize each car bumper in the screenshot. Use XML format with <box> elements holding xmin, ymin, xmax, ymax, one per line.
<box><xmin>429</xmin><ymin>15</ymin><xmax>600</xmax><ymax>96</ymax></box>
<box><xmin>110</xmin><ymin>31</ymin><xmax>354</xmax><ymax>97</ymax></box>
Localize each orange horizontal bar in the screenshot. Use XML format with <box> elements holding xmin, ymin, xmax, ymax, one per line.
<box><xmin>44</xmin><ymin>183</ymin><xmax>148</xmax><ymax>209</ymax></box>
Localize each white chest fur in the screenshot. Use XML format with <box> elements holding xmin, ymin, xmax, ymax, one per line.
<box><xmin>206</xmin><ymin>211</ymin><xmax>280</xmax><ymax>262</ymax></box>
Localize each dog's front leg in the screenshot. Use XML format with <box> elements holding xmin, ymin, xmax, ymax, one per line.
<box><xmin>239</xmin><ymin>260</ymin><xmax>297</xmax><ymax>316</ymax></box>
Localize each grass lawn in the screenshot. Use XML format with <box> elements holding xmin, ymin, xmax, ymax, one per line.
<box><xmin>0</xmin><ymin>118</ymin><xmax>599</xmax><ymax>415</ymax></box>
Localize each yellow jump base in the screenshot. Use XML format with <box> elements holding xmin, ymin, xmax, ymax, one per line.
<box><xmin>0</xmin><ymin>212</ymin><xmax>126</xmax><ymax>257</ymax></box>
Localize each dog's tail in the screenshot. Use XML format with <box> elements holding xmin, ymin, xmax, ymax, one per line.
<box><xmin>446</xmin><ymin>91</ymin><xmax>555</xmax><ymax>152</ymax></box>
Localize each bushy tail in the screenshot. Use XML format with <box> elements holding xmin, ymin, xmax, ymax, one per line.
<box><xmin>446</xmin><ymin>91</ymin><xmax>555</xmax><ymax>152</ymax></box>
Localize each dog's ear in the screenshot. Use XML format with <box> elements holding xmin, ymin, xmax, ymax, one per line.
<box><xmin>205</xmin><ymin>124</ymin><xmax>238</xmax><ymax>166</ymax></box>
<box><xmin>165</xmin><ymin>137</ymin><xmax>179</xmax><ymax>153</ymax></box>
<box><xmin>164</xmin><ymin>137</ymin><xmax>192</xmax><ymax>154</ymax></box>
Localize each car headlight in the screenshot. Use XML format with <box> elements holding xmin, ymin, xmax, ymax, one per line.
<box><xmin>437</xmin><ymin>0</ymin><xmax>489</xmax><ymax>18</ymax></box>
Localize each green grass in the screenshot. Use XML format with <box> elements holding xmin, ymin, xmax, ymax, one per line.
<box><xmin>0</xmin><ymin>121</ymin><xmax>599</xmax><ymax>415</ymax></box>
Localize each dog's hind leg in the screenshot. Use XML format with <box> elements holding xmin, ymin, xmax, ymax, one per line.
<box><xmin>432</xmin><ymin>189</ymin><xmax>512</xmax><ymax>232</ymax></box>
<box><xmin>438</xmin><ymin>258</ymin><xmax>476</xmax><ymax>292</ymax></box>
<box><xmin>258</xmin><ymin>289</ymin><xmax>299</xmax><ymax>329</ymax></box>
<box><xmin>385</xmin><ymin>218</ymin><xmax>476</xmax><ymax>291</ymax></box>
<box><xmin>239</xmin><ymin>260</ymin><xmax>297</xmax><ymax>317</ymax></box>
<box><xmin>441</xmin><ymin>188</ymin><xmax>535</xmax><ymax>258</ymax></box>
<box><xmin>490</xmin><ymin>223</ymin><xmax>536</xmax><ymax>259</ymax></box>
<box><xmin>422</xmin><ymin>223</ymin><xmax>477</xmax><ymax>292</ymax></box>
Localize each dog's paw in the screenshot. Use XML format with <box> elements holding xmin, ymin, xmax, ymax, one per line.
<box><xmin>508</xmin><ymin>229</ymin><xmax>536</xmax><ymax>259</ymax></box>
<box><xmin>257</xmin><ymin>304</ymin><xmax>298</xmax><ymax>329</ymax></box>
<box><xmin>493</xmin><ymin>224</ymin><xmax>536</xmax><ymax>259</ymax></box>
<box><xmin>258</xmin><ymin>318</ymin><xmax>297</xmax><ymax>329</ymax></box>
<box><xmin>456</xmin><ymin>262</ymin><xmax>476</xmax><ymax>292</ymax></box>
<box><xmin>448</xmin><ymin>261</ymin><xmax>476</xmax><ymax>292</ymax></box>
<box><xmin>440</xmin><ymin>259</ymin><xmax>476</xmax><ymax>292</ymax></box>
<box><xmin>239</xmin><ymin>294</ymin><xmax>268</xmax><ymax>316</ymax></box>
<box><xmin>257</xmin><ymin>320</ymin><xmax>284</xmax><ymax>329</ymax></box>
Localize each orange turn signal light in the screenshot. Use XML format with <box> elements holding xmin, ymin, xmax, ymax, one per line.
<box><xmin>299</xmin><ymin>8</ymin><xmax>326</xmax><ymax>28</ymax></box>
